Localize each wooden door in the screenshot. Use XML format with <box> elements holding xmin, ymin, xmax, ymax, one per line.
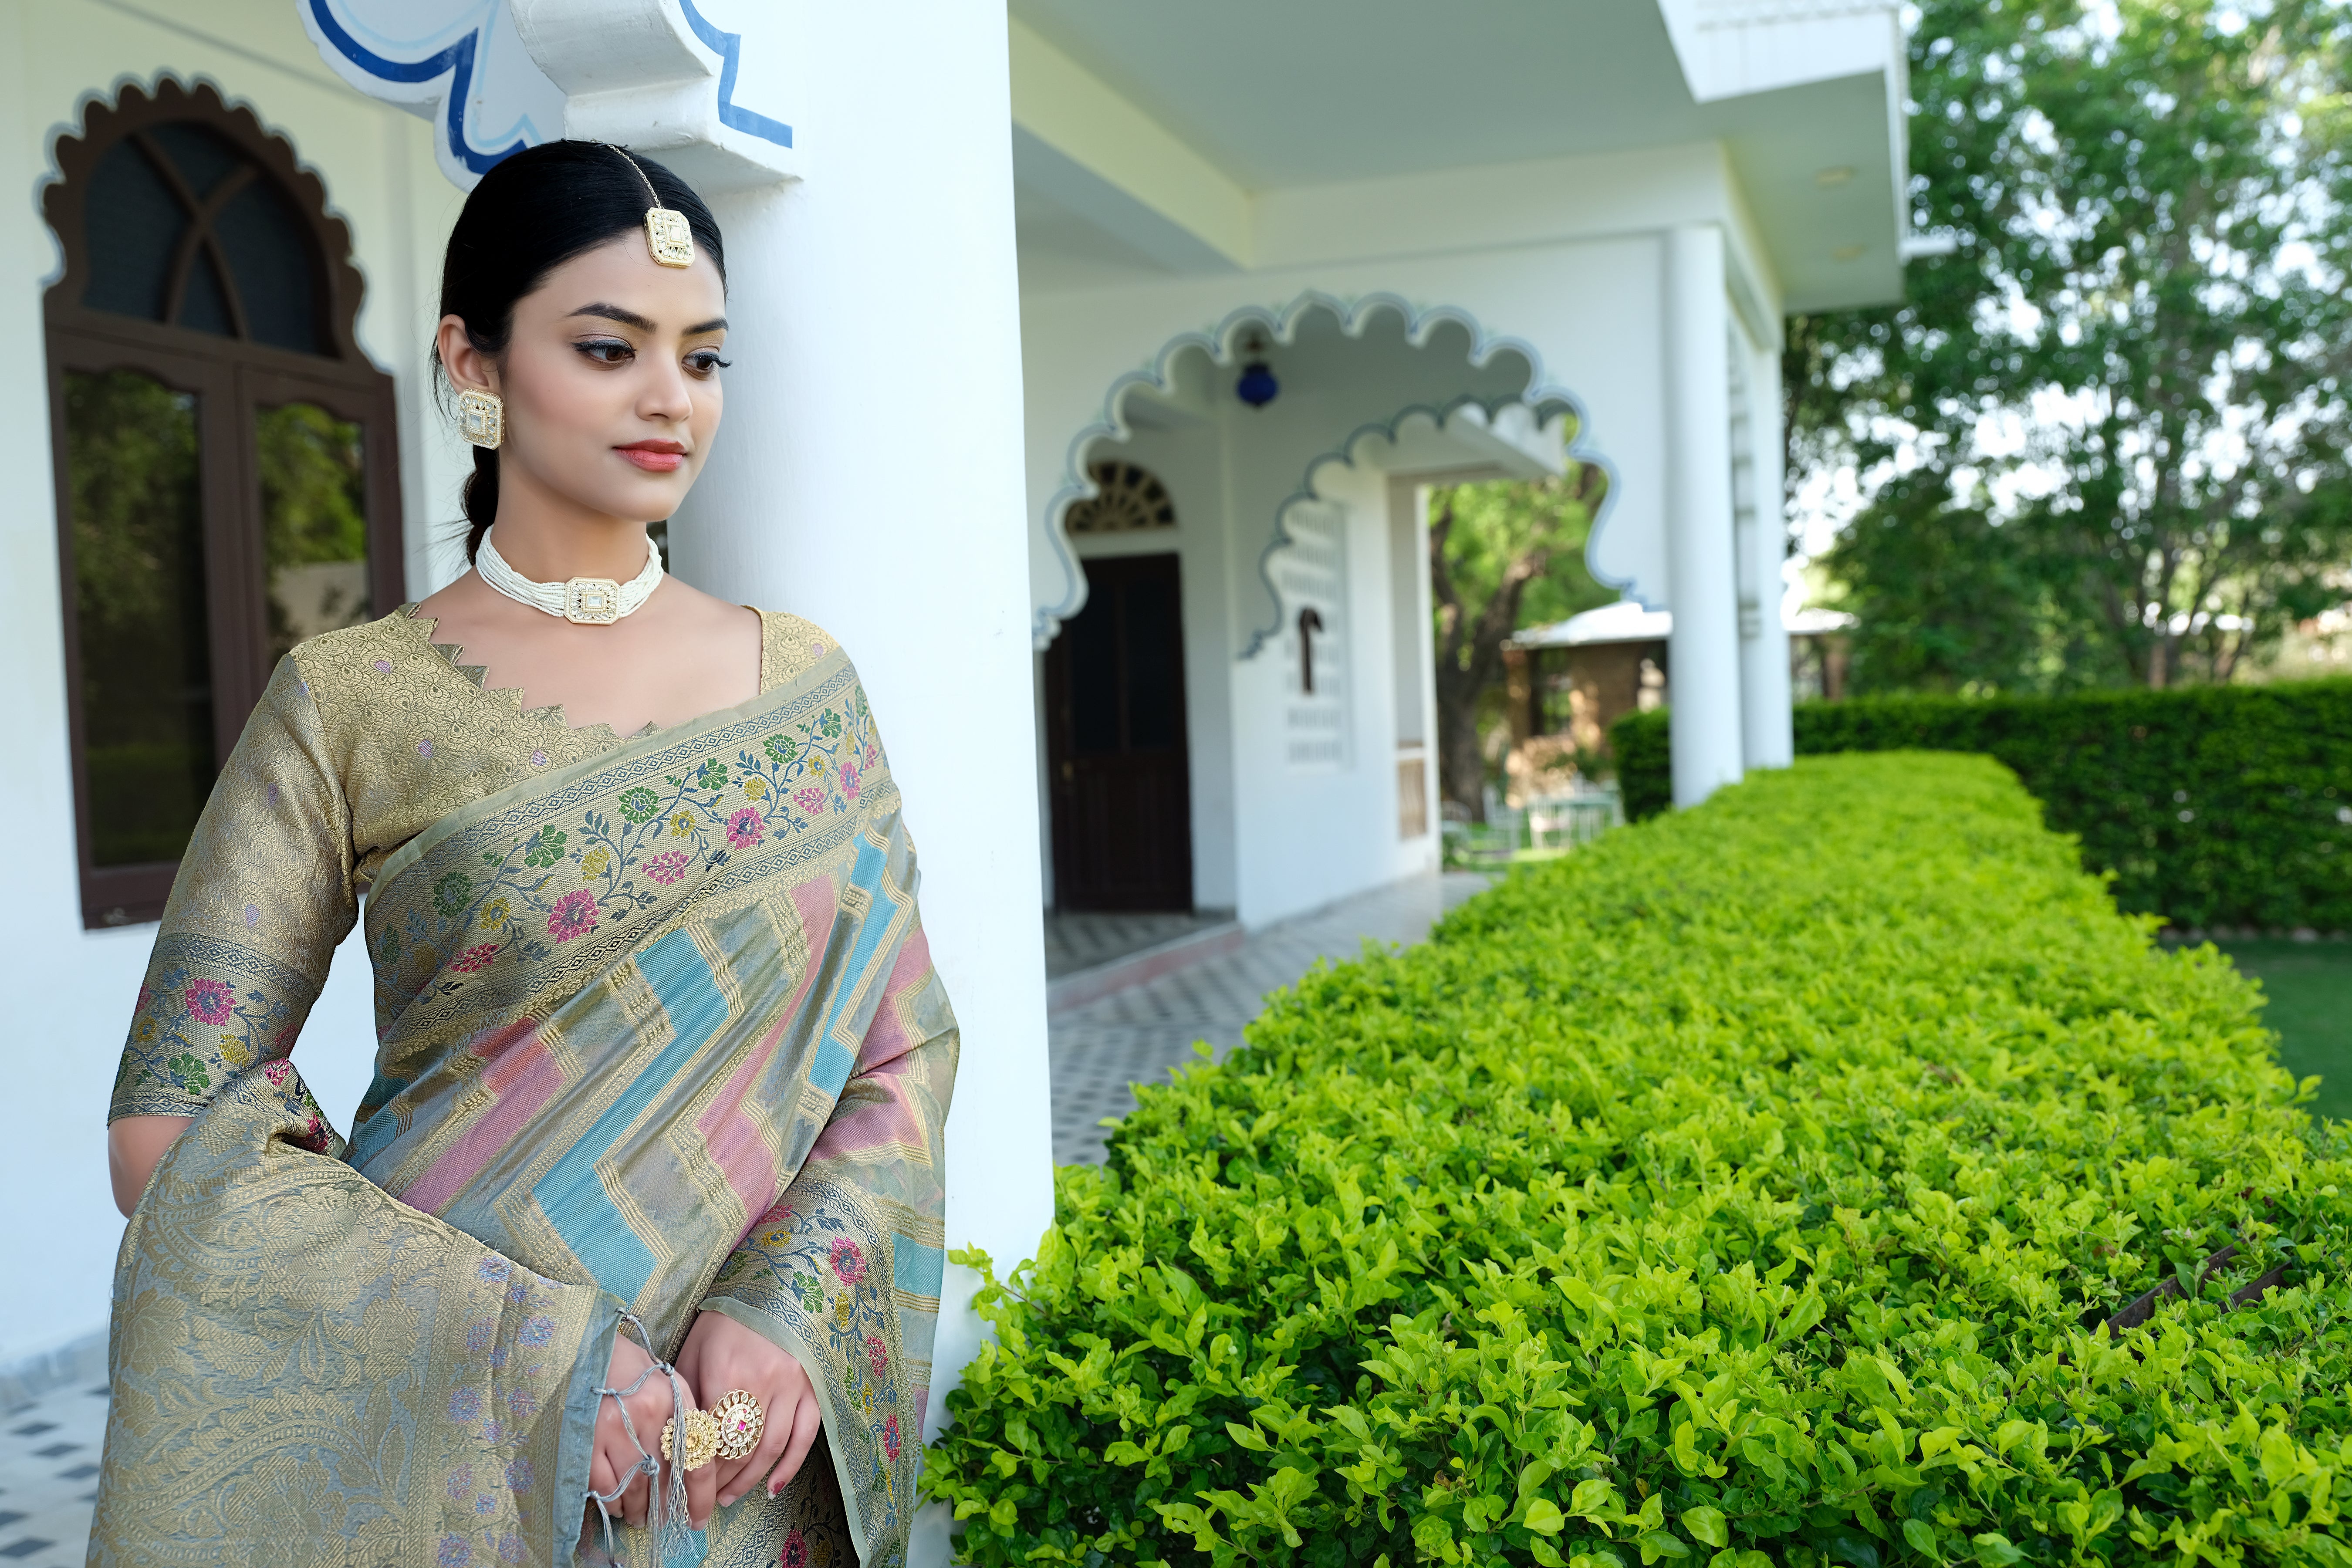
<box><xmin>1046</xmin><ymin>553</ymin><xmax>1194</xmax><ymax>911</ymax></box>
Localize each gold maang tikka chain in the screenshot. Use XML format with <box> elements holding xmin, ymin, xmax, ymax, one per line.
<box><xmin>613</xmin><ymin>145</ymin><xmax>695</xmax><ymax>268</ymax></box>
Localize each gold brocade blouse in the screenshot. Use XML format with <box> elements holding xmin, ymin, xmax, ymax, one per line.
<box><xmin>109</xmin><ymin>605</ymin><xmax>833</xmax><ymax>1123</ymax></box>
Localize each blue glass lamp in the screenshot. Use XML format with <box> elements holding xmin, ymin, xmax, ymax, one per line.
<box><xmin>1236</xmin><ymin>330</ymin><xmax>1278</xmax><ymax>408</ymax></box>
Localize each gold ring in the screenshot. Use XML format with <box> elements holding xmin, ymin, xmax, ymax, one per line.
<box><xmin>660</xmin><ymin>1407</ymin><xmax>721</xmax><ymax>1472</ymax></box>
<box><xmin>710</xmin><ymin>1389</ymin><xmax>765</xmax><ymax>1461</ymax></box>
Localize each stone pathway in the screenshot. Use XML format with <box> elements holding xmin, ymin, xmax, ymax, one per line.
<box><xmin>1049</xmin><ymin>872</ymin><xmax>1489</xmax><ymax>1165</ymax></box>
<box><xmin>0</xmin><ymin>872</ymin><xmax>1487</xmax><ymax>1559</ymax></box>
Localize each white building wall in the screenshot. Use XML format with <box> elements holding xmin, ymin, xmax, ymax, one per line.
<box><xmin>1021</xmin><ymin>219</ymin><xmax>1723</xmax><ymax>924</ymax></box>
<box><xmin>0</xmin><ymin>0</ymin><xmax>465</xmax><ymax>1369</ymax></box>
<box><xmin>1226</xmin><ymin>459</ymin><xmax>1436</xmax><ymax>923</ymax></box>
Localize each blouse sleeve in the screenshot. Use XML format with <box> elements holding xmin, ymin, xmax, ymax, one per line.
<box><xmin>108</xmin><ymin>654</ymin><xmax>358</xmax><ymax>1123</ymax></box>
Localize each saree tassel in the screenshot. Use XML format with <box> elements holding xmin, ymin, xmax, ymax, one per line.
<box><xmin>588</xmin><ymin>1309</ymin><xmax>700</xmax><ymax>1567</ymax></box>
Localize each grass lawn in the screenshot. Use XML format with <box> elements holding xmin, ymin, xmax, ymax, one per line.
<box><xmin>2215</xmin><ymin>938</ymin><xmax>2352</xmax><ymax>1122</ymax></box>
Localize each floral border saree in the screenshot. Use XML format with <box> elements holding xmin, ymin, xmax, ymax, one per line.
<box><xmin>94</xmin><ymin>622</ymin><xmax>956</xmax><ymax>1568</ymax></box>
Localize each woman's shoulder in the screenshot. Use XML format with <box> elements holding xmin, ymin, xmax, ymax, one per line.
<box><xmin>281</xmin><ymin>608</ymin><xmax>439</xmax><ymax>705</ymax></box>
<box><xmin>754</xmin><ymin>607</ymin><xmax>848</xmax><ymax>693</ymax></box>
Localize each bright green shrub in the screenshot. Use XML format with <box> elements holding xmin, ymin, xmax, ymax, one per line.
<box><xmin>925</xmin><ymin>754</ymin><xmax>2352</xmax><ymax>1568</ymax></box>
<box><xmin>1608</xmin><ymin>681</ymin><xmax>2352</xmax><ymax>930</ymax></box>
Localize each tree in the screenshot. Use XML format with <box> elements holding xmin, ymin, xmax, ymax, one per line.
<box><xmin>1429</xmin><ymin>466</ymin><xmax>1612</xmax><ymax>820</ymax></box>
<box><xmin>1793</xmin><ymin>0</ymin><xmax>2352</xmax><ymax>692</ymax></box>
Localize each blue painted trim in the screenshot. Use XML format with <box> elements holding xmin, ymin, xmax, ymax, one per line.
<box><xmin>303</xmin><ymin>0</ymin><xmax>528</xmax><ymax>176</ymax></box>
<box><xmin>676</xmin><ymin>0</ymin><xmax>794</xmax><ymax>149</ymax></box>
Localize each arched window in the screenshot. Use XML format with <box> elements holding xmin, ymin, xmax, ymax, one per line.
<box><xmin>44</xmin><ymin>79</ymin><xmax>403</xmax><ymax>926</ymax></box>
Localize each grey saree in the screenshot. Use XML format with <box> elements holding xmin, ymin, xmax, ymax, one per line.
<box><xmin>95</xmin><ymin>608</ymin><xmax>957</xmax><ymax>1568</ymax></box>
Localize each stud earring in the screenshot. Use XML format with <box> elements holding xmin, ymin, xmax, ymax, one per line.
<box><xmin>457</xmin><ymin>388</ymin><xmax>505</xmax><ymax>450</ymax></box>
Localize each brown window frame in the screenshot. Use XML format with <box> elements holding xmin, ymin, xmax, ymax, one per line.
<box><xmin>44</xmin><ymin>79</ymin><xmax>404</xmax><ymax>928</ymax></box>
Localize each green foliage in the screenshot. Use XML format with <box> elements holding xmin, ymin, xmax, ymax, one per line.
<box><xmin>1432</xmin><ymin>473</ymin><xmax>1615</xmax><ymax>659</ymax></box>
<box><xmin>925</xmin><ymin>754</ymin><xmax>2352</xmax><ymax>1567</ymax></box>
<box><xmin>1431</xmin><ymin>471</ymin><xmax>1613</xmax><ymax>814</ymax></box>
<box><xmin>1792</xmin><ymin>0</ymin><xmax>2352</xmax><ymax>690</ymax></box>
<box><xmin>1610</xmin><ymin>680</ymin><xmax>2352</xmax><ymax>929</ymax></box>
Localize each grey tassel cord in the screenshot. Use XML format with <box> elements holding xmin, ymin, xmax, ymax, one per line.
<box><xmin>585</xmin><ymin>1309</ymin><xmax>697</xmax><ymax>1565</ymax></box>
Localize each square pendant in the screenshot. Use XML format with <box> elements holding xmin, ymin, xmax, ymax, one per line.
<box><xmin>564</xmin><ymin>577</ymin><xmax>622</xmax><ymax>625</ymax></box>
<box><xmin>645</xmin><ymin>207</ymin><xmax>696</xmax><ymax>268</ymax></box>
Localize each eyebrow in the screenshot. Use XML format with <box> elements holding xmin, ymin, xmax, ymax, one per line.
<box><xmin>566</xmin><ymin>303</ymin><xmax>729</xmax><ymax>336</ymax></box>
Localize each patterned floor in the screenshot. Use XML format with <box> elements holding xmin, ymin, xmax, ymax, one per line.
<box><xmin>1048</xmin><ymin>872</ymin><xmax>1489</xmax><ymax>1165</ymax></box>
<box><xmin>0</xmin><ymin>871</ymin><xmax>1486</xmax><ymax>1560</ymax></box>
<box><xmin>1041</xmin><ymin>908</ymin><xmax>1232</xmax><ymax>980</ymax></box>
<box><xmin>0</xmin><ymin>1377</ymin><xmax>108</xmax><ymax>1567</ymax></box>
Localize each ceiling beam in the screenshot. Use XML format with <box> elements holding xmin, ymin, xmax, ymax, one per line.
<box><xmin>1008</xmin><ymin>18</ymin><xmax>1253</xmax><ymax>270</ymax></box>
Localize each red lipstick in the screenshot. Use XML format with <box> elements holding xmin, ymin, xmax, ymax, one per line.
<box><xmin>617</xmin><ymin>439</ymin><xmax>686</xmax><ymax>473</ymax></box>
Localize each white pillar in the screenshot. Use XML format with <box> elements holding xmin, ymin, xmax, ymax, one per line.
<box><xmin>1733</xmin><ymin>332</ymin><xmax>1794</xmax><ymax>768</ymax></box>
<box><xmin>1663</xmin><ymin>224</ymin><xmax>1745</xmax><ymax>806</ymax></box>
<box><xmin>658</xmin><ymin>18</ymin><xmax>1051</xmax><ymax>1565</ymax></box>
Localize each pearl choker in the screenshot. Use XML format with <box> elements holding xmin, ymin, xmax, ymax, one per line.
<box><xmin>476</xmin><ymin>528</ymin><xmax>664</xmax><ymax>625</ymax></box>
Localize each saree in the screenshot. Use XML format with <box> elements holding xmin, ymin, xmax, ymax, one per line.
<box><xmin>93</xmin><ymin>612</ymin><xmax>956</xmax><ymax>1568</ymax></box>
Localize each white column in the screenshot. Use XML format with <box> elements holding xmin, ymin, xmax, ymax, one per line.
<box><xmin>1734</xmin><ymin>332</ymin><xmax>1794</xmax><ymax>768</ymax></box>
<box><xmin>657</xmin><ymin>17</ymin><xmax>1051</xmax><ymax>1565</ymax></box>
<box><xmin>1663</xmin><ymin>224</ymin><xmax>1745</xmax><ymax>806</ymax></box>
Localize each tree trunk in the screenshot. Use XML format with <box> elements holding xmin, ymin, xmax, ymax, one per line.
<box><xmin>1426</xmin><ymin>487</ymin><xmax>1579</xmax><ymax>824</ymax></box>
<box><xmin>1435</xmin><ymin>667</ymin><xmax>1491</xmax><ymax>825</ymax></box>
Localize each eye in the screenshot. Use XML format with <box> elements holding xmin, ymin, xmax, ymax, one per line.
<box><xmin>574</xmin><ymin>338</ymin><xmax>634</xmax><ymax>365</ymax></box>
<box><xmin>685</xmin><ymin>350</ymin><xmax>732</xmax><ymax>377</ymax></box>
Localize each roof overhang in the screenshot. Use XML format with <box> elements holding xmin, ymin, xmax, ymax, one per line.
<box><xmin>1009</xmin><ymin>0</ymin><xmax>1907</xmax><ymax>313</ymax></box>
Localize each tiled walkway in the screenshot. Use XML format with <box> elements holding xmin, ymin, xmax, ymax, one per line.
<box><xmin>0</xmin><ymin>872</ymin><xmax>1487</xmax><ymax>1561</ymax></box>
<box><xmin>0</xmin><ymin>1375</ymin><xmax>108</xmax><ymax>1567</ymax></box>
<box><xmin>1049</xmin><ymin>872</ymin><xmax>1489</xmax><ymax>1165</ymax></box>
<box><xmin>1041</xmin><ymin>907</ymin><xmax>1232</xmax><ymax>979</ymax></box>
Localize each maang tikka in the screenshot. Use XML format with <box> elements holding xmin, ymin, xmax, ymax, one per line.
<box><xmin>612</xmin><ymin>146</ymin><xmax>694</xmax><ymax>268</ymax></box>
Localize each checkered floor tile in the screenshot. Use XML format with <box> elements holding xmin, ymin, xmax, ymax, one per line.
<box><xmin>0</xmin><ymin>1380</ymin><xmax>110</xmax><ymax>1567</ymax></box>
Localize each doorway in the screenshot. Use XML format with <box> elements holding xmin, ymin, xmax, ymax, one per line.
<box><xmin>1046</xmin><ymin>552</ymin><xmax>1193</xmax><ymax>911</ymax></box>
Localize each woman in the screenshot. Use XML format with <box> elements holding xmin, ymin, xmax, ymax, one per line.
<box><xmin>92</xmin><ymin>141</ymin><xmax>955</xmax><ymax>1568</ymax></box>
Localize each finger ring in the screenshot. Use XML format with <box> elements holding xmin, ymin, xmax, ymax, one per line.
<box><xmin>660</xmin><ymin>1408</ymin><xmax>721</xmax><ymax>1472</ymax></box>
<box><xmin>710</xmin><ymin>1389</ymin><xmax>765</xmax><ymax>1461</ymax></box>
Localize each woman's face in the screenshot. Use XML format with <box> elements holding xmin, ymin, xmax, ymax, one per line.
<box><xmin>447</xmin><ymin>236</ymin><xmax>729</xmax><ymax>524</ymax></box>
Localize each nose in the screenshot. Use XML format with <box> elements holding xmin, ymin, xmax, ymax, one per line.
<box><xmin>639</xmin><ymin>352</ymin><xmax>695</xmax><ymax>425</ymax></box>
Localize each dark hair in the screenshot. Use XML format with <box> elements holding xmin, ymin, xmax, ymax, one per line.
<box><xmin>436</xmin><ymin>141</ymin><xmax>727</xmax><ymax>561</ymax></box>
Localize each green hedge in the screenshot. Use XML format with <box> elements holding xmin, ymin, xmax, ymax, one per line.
<box><xmin>926</xmin><ymin>754</ymin><xmax>2352</xmax><ymax>1568</ymax></box>
<box><xmin>1608</xmin><ymin>681</ymin><xmax>2352</xmax><ymax>932</ymax></box>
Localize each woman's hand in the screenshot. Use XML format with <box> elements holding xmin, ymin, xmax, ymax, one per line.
<box><xmin>583</xmin><ymin>1331</ymin><xmax>682</xmax><ymax>1541</ymax></box>
<box><xmin>672</xmin><ymin>1309</ymin><xmax>823</xmax><ymax>1525</ymax></box>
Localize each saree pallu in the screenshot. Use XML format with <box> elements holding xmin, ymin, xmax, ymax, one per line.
<box><xmin>93</xmin><ymin>647</ymin><xmax>957</xmax><ymax>1568</ymax></box>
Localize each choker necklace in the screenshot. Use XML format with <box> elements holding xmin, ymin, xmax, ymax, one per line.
<box><xmin>476</xmin><ymin>528</ymin><xmax>665</xmax><ymax>625</ymax></box>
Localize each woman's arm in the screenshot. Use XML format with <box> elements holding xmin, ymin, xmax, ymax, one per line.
<box><xmin>108</xmin><ymin>1114</ymin><xmax>194</xmax><ymax>1216</ymax></box>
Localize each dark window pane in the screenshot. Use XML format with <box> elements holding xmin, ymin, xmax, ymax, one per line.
<box><xmin>1124</xmin><ymin>575</ymin><xmax>1181</xmax><ymax>750</ymax></box>
<box><xmin>258</xmin><ymin>402</ymin><xmax>372</xmax><ymax>662</ymax></box>
<box><xmin>1067</xmin><ymin>590</ymin><xmax>1122</xmax><ymax>756</ymax></box>
<box><xmin>176</xmin><ymin>246</ymin><xmax>237</xmax><ymax>338</ymax></box>
<box><xmin>217</xmin><ymin>179</ymin><xmax>321</xmax><ymax>354</ymax></box>
<box><xmin>81</xmin><ymin>141</ymin><xmax>186</xmax><ymax>322</ymax></box>
<box><xmin>64</xmin><ymin>370</ymin><xmax>214</xmax><ymax>866</ymax></box>
<box><xmin>145</xmin><ymin>123</ymin><xmax>243</xmax><ymax>203</ymax></box>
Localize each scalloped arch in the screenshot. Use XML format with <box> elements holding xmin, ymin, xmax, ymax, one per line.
<box><xmin>1034</xmin><ymin>290</ymin><xmax>1621</xmax><ymax>658</ymax></box>
<box><xmin>34</xmin><ymin>74</ymin><xmax>378</xmax><ymax>365</ymax></box>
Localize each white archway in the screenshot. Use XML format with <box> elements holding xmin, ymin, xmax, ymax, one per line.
<box><xmin>1033</xmin><ymin>291</ymin><xmax>1624</xmax><ymax>656</ymax></box>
